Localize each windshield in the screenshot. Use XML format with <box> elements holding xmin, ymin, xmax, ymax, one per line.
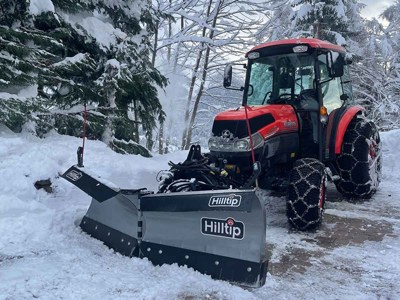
<box><xmin>246</xmin><ymin>53</ymin><xmax>316</xmax><ymax>106</ymax></box>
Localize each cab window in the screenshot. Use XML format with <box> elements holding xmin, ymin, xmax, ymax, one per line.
<box><xmin>318</xmin><ymin>53</ymin><xmax>343</xmax><ymax>113</ymax></box>
<box><xmin>247</xmin><ymin>60</ymin><xmax>273</xmax><ymax>105</ymax></box>
<box><xmin>341</xmin><ymin>65</ymin><xmax>354</xmax><ymax>103</ymax></box>
<box><xmin>247</xmin><ymin>53</ymin><xmax>315</xmax><ymax>106</ymax></box>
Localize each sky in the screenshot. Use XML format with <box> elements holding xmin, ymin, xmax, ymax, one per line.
<box><xmin>361</xmin><ymin>0</ymin><xmax>395</xmax><ymax>19</ymax></box>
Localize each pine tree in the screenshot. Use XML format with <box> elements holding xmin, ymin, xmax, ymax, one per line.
<box><xmin>0</xmin><ymin>0</ymin><xmax>166</xmax><ymax>156</ymax></box>
<box><xmin>290</xmin><ymin>0</ymin><xmax>364</xmax><ymax>45</ymax></box>
<box><xmin>351</xmin><ymin>1</ymin><xmax>400</xmax><ymax>129</ymax></box>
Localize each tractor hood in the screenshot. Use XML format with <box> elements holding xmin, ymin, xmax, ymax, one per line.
<box><xmin>212</xmin><ymin>105</ymin><xmax>299</xmax><ymax>140</ymax></box>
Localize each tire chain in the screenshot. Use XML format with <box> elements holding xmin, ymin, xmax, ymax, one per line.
<box><xmin>287</xmin><ymin>158</ymin><xmax>325</xmax><ymax>230</ymax></box>
<box><xmin>335</xmin><ymin>118</ymin><xmax>382</xmax><ymax>198</ymax></box>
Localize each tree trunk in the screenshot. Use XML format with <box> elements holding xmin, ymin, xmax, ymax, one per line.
<box><xmin>180</xmin><ymin>50</ymin><xmax>203</xmax><ymax>149</ymax></box>
<box><xmin>313</xmin><ymin>21</ymin><xmax>321</xmax><ymax>39</ymax></box>
<box><xmin>167</xmin><ymin>0</ymin><xmax>172</xmax><ymax>63</ymax></box>
<box><xmin>152</xmin><ymin>21</ymin><xmax>165</xmax><ymax>153</ymax></box>
<box><xmin>172</xmin><ymin>16</ymin><xmax>185</xmax><ymax>72</ymax></box>
<box><xmin>146</xmin><ymin>131</ymin><xmax>154</xmax><ymax>151</ymax></box>
<box><xmin>181</xmin><ymin>0</ymin><xmax>214</xmax><ymax>149</ymax></box>
<box><xmin>158</xmin><ymin>121</ymin><xmax>164</xmax><ymax>154</ymax></box>
<box><xmin>184</xmin><ymin>0</ymin><xmax>222</xmax><ymax>149</ymax></box>
<box><xmin>151</xmin><ymin>21</ymin><xmax>159</xmax><ymax>67</ymax></box>
<box><xmin>160</xmin><ymin>2</ymin><xmax>175</xmax><ymax>154</ymax></box>
<box><xmin>132</xmin><ymin>99</ymin><xmax>140</xmax><ymax>143</ymax></box>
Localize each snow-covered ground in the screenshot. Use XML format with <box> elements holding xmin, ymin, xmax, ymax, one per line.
<box><xmin>1</xmin><ymin>126</ymin><xmax>399</xmax><ymax>299</ymax></box>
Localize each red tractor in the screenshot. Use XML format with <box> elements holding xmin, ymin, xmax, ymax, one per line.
<box><xmin>161</xmin><ymin>38</ymin><xmax>382</xmax><ymax>230</ymax></box>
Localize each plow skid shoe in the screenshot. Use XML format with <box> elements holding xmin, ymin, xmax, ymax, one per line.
<box><xmin>140</xmin><ymin>190</ymin><xmax>268</xmax><ymax>287</ymax></box>
<box><xmin>62</xmin><ymin>166</ymin><xmax>267</xmax><ymax>287</ymax></box>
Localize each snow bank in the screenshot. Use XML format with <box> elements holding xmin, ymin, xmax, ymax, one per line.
<box><xmin>380</xmin><ymin>129</ymin><xmax>400</xmax><ymax>180</ymax></box>
<box><xmin>0</xmin><ymin>123</ymin><xmax>16</xmax><ymax>137</ymax></box>
<box><xmin>0</xmin><ymin>130</ymin><xmax>259</xmax><ymax>298</ymax></box>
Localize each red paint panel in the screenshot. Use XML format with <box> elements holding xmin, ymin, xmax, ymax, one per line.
<box><xmin>215</xmin><ymin>105</ymin><xmax>294</xmax><ymax>120</ymax></box>
<box><xmin>247</xmin><ymin>38</ymin><xmax>346</xmax><ymax>56</ymax></box>
<box><xmin>214</xmin><ymin>105</ymin><xmax>299</xmax><ymax>139</ymax></box>
<box><xmin>258</xmin><ymin>116</ymin><xmax>299</xmax><ymax>138</ymax></box>
<box><xmin>325</xmin><ymin>109</ymin><xmax>337</xmax><ymax>153</ymax></box>
<box><xmin>335</xmin><ymin>106</ymin><xmax>365</xmax><ymax>154</ymax></box>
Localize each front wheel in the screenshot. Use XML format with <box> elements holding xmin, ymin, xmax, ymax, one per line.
<box><xmin>286</xmin><ymin>158</ymin><xmax>326</xmax><ymax>231</ymax></box>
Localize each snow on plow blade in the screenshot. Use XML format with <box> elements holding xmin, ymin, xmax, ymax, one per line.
<box><xmin>62</xmin><ymin>165</ymin><xmax>268</xmax><ymax>287</ymax></box>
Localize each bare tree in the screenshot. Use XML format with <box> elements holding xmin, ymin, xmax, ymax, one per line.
<box><xmin>153</xmin><ymin>0</ymin><xmax>267</xmax><ymax>150</ymax></box>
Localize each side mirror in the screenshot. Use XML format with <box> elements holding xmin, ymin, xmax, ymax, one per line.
<box><xmin>327</xmin><ymin>52</ymin><xmax>344</xmax><ymax>78</ymax></box>
<box><xmin>333</xmin><ymin>54</ymin><xmax>345</xmax><ymax>77</ymax></box>
<box><xmin>223</xmin><ymin>63</ymin><xmax>233</xmax><ymax>88</ymax></box>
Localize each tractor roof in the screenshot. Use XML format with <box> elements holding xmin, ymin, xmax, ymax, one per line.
<box><xmin>247</xmin><ymin>38</ymin><xmax>346</xmax><ymax>56</ymax></box>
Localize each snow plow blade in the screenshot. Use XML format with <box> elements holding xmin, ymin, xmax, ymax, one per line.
<box><xmin>62</xmin><ymin>165</ymin><xmax>268</xmax><ymax>287</ymax></box>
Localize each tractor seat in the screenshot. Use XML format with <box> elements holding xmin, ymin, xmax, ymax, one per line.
<box><xmin>298</xmin><ymin>89</ymin><xmax>318</xmax><ymax>110</ymax></box>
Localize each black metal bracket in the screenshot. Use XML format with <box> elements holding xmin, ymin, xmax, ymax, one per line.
<box><xmin>185</xmin><ymin>145</ymin><xmax>203</xmax><ymax>162</ymax></box>
<box><xmin>242</xmin><ymin>161</ymin><xmax>261</xmax><ymax>189</ymax></box>
<box><xmin>77</xmin><ymin>146</ymin><xmax>84</xmax><ymax>167</ymax></box>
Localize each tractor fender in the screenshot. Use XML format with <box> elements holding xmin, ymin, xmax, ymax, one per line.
<box><xmin>334</xmin><ymin>105</ymin><xmax>365</xmax><ymax>154</ymax></box>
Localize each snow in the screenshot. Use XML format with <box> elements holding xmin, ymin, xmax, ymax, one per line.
<box><xmin>294</xmin><ymin>3</ymin><xmax>313</xmax><ymax>21</ymax></box>
<box><xmin>0</xmin><ymin>128</ymin><xmax>400</xmax><ymax>298</ymax></box>
<box><xmin>156</xmin><ymin>67</ymin><xmax>188</xmax><ymax>152</ymax></box>
<box><xmin>80</xmin><ymin>17</ymin><xmax>126</xmax><ymax>49</ymax></box>
<box><xmin>29</xmin><ymin>0</ymin><xmax>55</xmax><ymax>15</ymax></box>
<box><xmin>0</xmin><ymin>84</ymin><xmax>38</xmax><ymax>100</ymax></box>
<box><xmin>60</xmin><ymin>12</ymin><xmax>127</xmax><ymax>51</ymax></box>
<box><xmin>335</xmin><ymin>0</ymin><xmax>348</xmax><ymax>21</ymax></box>
<box><xmin>333</xmin><ymin>32</ymin><xmax>347</xmax><ymax>46</ymax></box>
<box><xmin>53</xmin><ymin>53</ymin><xmax>87</xmax><ymax>67</ymax></box>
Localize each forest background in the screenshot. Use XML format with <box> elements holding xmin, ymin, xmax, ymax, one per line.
<box><xmin>1</xmin><ymin>0</ymin><xmax>399</xmax><ymax>156</ymax></box>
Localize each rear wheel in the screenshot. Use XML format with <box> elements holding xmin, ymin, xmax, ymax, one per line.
<box><xmin>286</xmin><ymin>158</ymin><xmax>326</xmax><ymax>230</ymax></box>
<box><xmin>335</xmin><ymin>117</ymin><xmax>382</xmax><ymax>199</ymax></box>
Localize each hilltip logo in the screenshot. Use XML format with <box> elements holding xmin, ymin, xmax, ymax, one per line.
<box><xmin>208</xmin><ymin>194</ymin><xmax>242</xmax><ymax>208</ymax></box>
<box><xmin>201</xmin><ymin>217</ymin><xmax>245</xmax><ymax>240</ymax></box>
<box><xmin>66</xmin><ymin>169</ymin><xmax>83</xmax><ymax>182</ymax></box>
<box><xmin>284</xmin><ymin>121</ymin><xmax>297</xmax><ymax>128</ymax></box>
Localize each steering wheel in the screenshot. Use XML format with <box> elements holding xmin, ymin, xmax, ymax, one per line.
<box><xmin>274</xmin><ymin>93</ymin><xmax>297</xmax><ymax>104</ymax></box>
<box><xmin>295</xmin><ymin>77</ymin><xmax>304</xmax><ymax>91</ymax></box>
<box><xmin>247</xmin><ymin>84</ymin><xmax>254</xmax><ymax>97</ymax></box>
<box><xmin>261</xmin><ymin>91</ymin><xmax>272</xmax><ymax>105</ymax></box>
<box><xmin>299</xmin><ymin>89</ymin><xmax>317</xmax><ymax>99</ymax></box>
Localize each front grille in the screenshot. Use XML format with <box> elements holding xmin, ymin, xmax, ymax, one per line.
<box><xmin>212</xmin><ymin>114</ymin><xmax>275</xmax><ymax>138</ymax></box>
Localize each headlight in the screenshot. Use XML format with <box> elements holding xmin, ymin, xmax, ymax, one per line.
<box><xmin>234</xmin><ymin>140</ymin><xmax>249</xmax><ymax>151</ymax></box>
<box><xmin>209</xmin><ymin>132</ymin><xmax>264</xmax><ymax>153</ymax></box>
<box><xmin>251</xmin><ymin>132</ymin><xmax>264</xmax><ymax>149</ymax></box>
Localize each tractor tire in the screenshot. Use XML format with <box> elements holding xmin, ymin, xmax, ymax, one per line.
<box><xmin>335</xmin><ymin>117</ymin><xmax>382</xmax><ymax>199</ymax></box>
<box><xmin>286</xmin><ymin>158</ymin><xmax>326</xmax><ymax>231</ymax></box>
